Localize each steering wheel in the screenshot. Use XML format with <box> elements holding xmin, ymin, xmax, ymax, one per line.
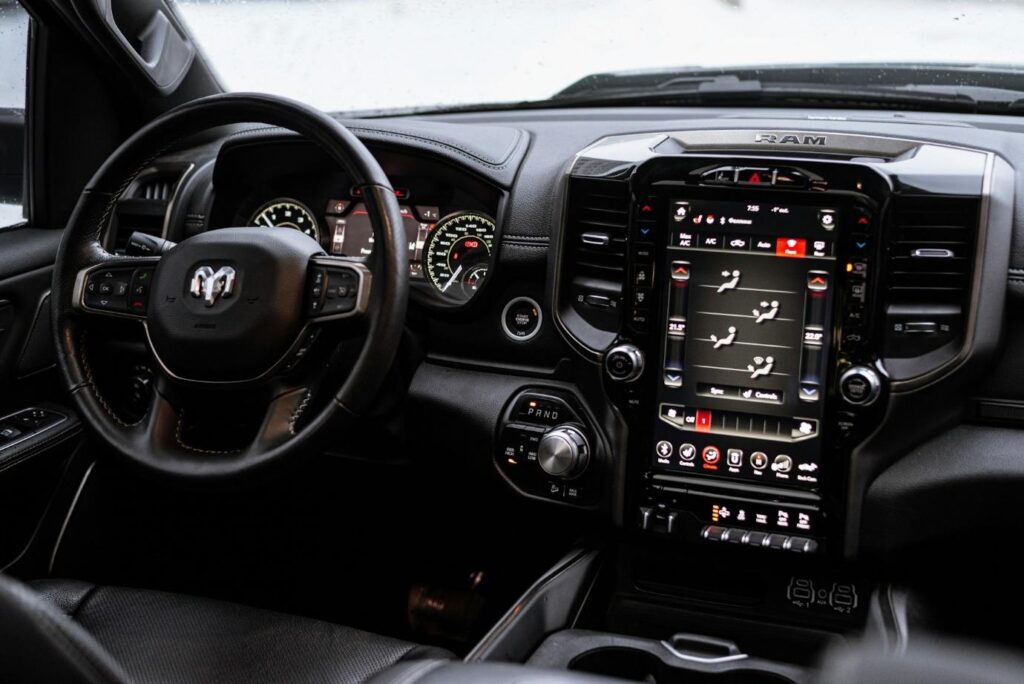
<box><xmin>51</xmin><ymin>93</ymin><xmax>409</xmax><ymax>480</ymax></box>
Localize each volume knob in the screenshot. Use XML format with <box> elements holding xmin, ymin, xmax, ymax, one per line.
<box><xmin>537</xmin><ymin>425</ymin><xmax>591</xmax><ymax>479</ymax></box>
<box><xmin>605</xmin><ymin>344</ymin><xmax>644</xmax><ymax>383</ymax></box>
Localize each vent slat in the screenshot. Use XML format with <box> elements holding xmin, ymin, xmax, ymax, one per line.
<box><xmin>886</xmin><ymin>195</ymin><xmax>977</xmax><ymax>306</ymax></box>
<box><xmin>563</xmin><ymin>178</ymin><xmax>630</xmax><ymax>331</ymax></box>
<box><xmin>567</xmin><ymin>178</ymin><xmax>628</xmax><ymax>278</ymax></box>
<box><xmin>110</xmin><ymin>171</ymin><xmax>183</xmax><ymax>252</ymax></box>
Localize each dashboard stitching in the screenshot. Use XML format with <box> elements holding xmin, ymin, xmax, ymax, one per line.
<box><xmin>223</xmin><ymin>124</ymin><xmax>523</xmax><ymax>169</ymax></box>
<box><xmin>503</xmin><ymin>234</ymin><xmax>549</xmax><ymax>242</ymax></box>
<box><xmin>345</xmin><ymin>125</ymin><xmax>524</xmax><ymax>168</ymax></box>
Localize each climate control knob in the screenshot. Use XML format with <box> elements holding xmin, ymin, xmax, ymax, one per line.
<box><xmin>605</xmin><ymin>344</ymin><xmax>644</xmax><ymax>383</ymax></box>
<box><xmin>538</xmin><ymin>425</ymin><xmax>591</xmax><ymax>479</ymax></box>
<box><xmin>839</xmin><ymin>365</ymin><xmax>883</xmax><ymax>406</ymax></box>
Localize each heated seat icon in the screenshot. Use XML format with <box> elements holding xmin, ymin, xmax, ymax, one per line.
<box><xmin>752</xmin><ymin>300</ymin><xmax>780</xmax><ymax>323</ymax></box>
<box><xmin>710</xmin><ymin>326</ymin><xmax>737</xmax><ymax>349</ymax></box>
<box><xmin>717</xmin><ymin>269</ymin><xmax>741</xmax><ymax>293</ymax></box>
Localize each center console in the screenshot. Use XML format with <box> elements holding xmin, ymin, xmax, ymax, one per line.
<box><xmin>552</xmin><ymin>130</ymin><xmax>996</xmax><ymax>561</ymax></box>
<box><xmin>604</xmin><ymin>158</ymin><xmax>892</xmax><ymax>557</ymax></box>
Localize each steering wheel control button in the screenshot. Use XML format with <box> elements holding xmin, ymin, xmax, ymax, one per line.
<box><xmin>129</xmin><ymin>268</ymin><xmax>155</xmax><ymax>313</ymax></box>
<box><xmin>308</xmin><ymin>268</ymin><xmax>327</xmax><ymax>314</ymax></box>
<box><xmin>321</xmin><ymin>268</ymin><xmax>359</xmax><ymax>315</ymax></box>
<box><xmin>839</xmin><ymin>366</ymin><xmax>882</xmax><ymax>406</ymax></box>
<box><xmin>605</xmin><ymin>344</ymin><xmax>645</xmax><ymax>383</ymax></box>
<box><xmin>83</xmin><ymin>267</ymin><xmax>138</xmax><ymax>313</ymax></box>
<box><xmin>501</xmin><ymin>297</ymin><xmax>542</xmax><ymax>342</ymax></box>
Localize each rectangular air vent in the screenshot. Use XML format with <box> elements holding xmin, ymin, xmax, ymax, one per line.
<box><xmin>887</xmin><ymin>196</ymin><xmax>977</xmax><ymax>303</ymax></box>
<box><xmin>563</xmin><ymin>177</ymin><xmax>629</xmax><ymax>331</ymax></box>
<box><xmin>107</xmin><ymin>168</ymin><xmax>187</xmax><ymax>253</ymax></box>
<box><xmin>884</xmin><ymin>195</ymin><xmax>979</xmax><ymax>357</ymax></box>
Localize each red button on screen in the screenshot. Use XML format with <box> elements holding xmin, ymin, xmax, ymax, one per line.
<box><xmin>695</xmin><ymin>409</ymin><xmax>713</xmax><ymax>433</ymax></box>
<box><xmin>776</xmin><ymin>238</ymin><xmax>806</xmax><ymax>258</ymax></box>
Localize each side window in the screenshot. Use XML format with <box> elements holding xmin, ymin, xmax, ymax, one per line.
<box><xmin>0</xmin><ymin>1</ymin><xmax>29</xmax><ymax>229</ymax></box>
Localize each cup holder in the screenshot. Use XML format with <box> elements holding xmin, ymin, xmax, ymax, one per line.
<box><xmin>570</xmin><ymin>647</ymin><xmax>797</xmax><ymax>684</ymax></box>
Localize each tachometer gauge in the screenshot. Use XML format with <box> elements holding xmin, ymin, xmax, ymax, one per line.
<box><xmin>250</xmin><ymin>198</ymin><xmax>320</xmax><ymax>241</ymax></box>
<box><xmin>423</xmin><ymin>212</ymin><xmax>496</xmax><ymax>301</ymax></box>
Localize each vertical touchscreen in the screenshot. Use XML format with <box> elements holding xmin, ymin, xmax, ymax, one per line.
<box><xmin>651</xmin><ymin>198</ymin><xmax>838</xmax><ymax>490</ymax></box>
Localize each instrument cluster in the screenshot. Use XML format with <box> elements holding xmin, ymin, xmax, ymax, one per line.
<box><xmin>242</xmin><ymin>189</ymin><xmax>497</xmax><ymax>304</ymax></box>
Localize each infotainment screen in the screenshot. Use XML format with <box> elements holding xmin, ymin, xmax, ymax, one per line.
<box><xmin>651</xmin><ymin>197</ymin><xmax>838</xmax><ymax>491</ymax></box>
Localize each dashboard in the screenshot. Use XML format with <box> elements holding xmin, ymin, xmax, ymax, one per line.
<box><xmin>129</xmin><ymin>107</ymin><xmax>1022</xmax><ymax>570</ymax></box>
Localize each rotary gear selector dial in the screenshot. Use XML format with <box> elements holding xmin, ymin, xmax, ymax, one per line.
<box><xmin>537</xmin><ymin>425</ymin><xmax>591</xmax><ymax>479</ymax></box>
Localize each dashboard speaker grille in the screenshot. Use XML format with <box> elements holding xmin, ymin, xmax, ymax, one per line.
<box><xmin>564</xmin><ymin>177</ymin><xmax>629</xmax><ymax>331</ymax></box>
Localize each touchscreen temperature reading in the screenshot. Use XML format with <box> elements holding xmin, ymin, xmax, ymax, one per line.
<box><xmin>651</xmin><ymin>198</ymin><xmax>837</xmax><ymax>491</ymax></box>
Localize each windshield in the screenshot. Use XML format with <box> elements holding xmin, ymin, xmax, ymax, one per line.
<box><xmin>174</xmin><ymin>0</ymin><xmax>1024</xmax><ymax>114</ymax></box>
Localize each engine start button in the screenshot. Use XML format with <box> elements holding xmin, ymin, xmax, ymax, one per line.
<box><xmin>502</xmin><ymin>297</ymin><xmax>542</xmax><ymax>342</ymax></box>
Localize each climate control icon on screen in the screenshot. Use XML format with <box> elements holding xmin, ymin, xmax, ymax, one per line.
<box><xmin>752</xmin><ymin>300</ymin><xmax>780</xmax><ymax>324</ymax></box>
<box><xmin>717</xmin><ymin>269</ymin><xmax>741</xmax><ymax>294</ymax></box>
<box><xmin>747</xmin><ymin>356</ymin><xmax>775</xmax><ymax>379</ymax></box>
<box><xmin>710</xmin><ymin>326</ymin><xmax>737</xmax><ymax>349</ymax></box>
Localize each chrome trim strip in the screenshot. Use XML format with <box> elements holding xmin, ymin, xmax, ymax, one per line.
<box><xmin>500</xmin><ymin>296</ymin><xmax>542</xmax><ymax>342</ymax></box>
<box><xmin>660</xmin><ymin>640</ymin><xmax>749</xmax><ymax>664</ymax></box>
<box><xmin>890</xmin><ymin>151</ymin><xmax>997</xmax><ymax>392</ymax></box>
<box><xmin>161</xmin><ymin>162</ymin><xmax>195</xmax><ymax>240</ymax></box>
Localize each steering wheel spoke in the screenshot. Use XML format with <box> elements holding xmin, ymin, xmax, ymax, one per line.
<box><xmin>251</xmin><ymin>385</ymin><xmax>315</xmax><ymax>453</ymax></box>
<box><xmin>305</xmin><ymin>256</ymin><xmax>372</xmax><ymax>323</ymax></box>
<box><xmin>73</xmin><ymin>256</ymin><xmax>162</xmax><ymax>320</ymax></box>
<box><xmin>137</xmin><ymin>385</ymin><xmax>183</xmax><ymax>455</ymax></box>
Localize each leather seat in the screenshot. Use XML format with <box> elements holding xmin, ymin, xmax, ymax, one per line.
<box><xmin>0</xmin><ymin>574</ymin><xmax>452</xmax><ymax>684</ymax></box>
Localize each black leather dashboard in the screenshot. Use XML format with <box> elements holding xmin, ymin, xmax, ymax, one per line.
<box><xmin>120</xmin><ymin>104</ymin><xmax>1024</xmax><ymax>559</ymax></box>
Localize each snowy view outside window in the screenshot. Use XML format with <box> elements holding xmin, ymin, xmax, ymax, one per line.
<box><xmin>172</xmin><ymin>0</ymin><xmax>1024</xmax><ymax>113</ymax></box>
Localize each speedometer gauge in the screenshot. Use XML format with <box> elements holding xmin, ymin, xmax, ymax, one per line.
<box><xmin>250</xmin><ymin>198</ymin><xmax>320</xmax><ymax>241</ymax></box>
<box><xmin>423</xmin><ymin>212</ymin><xmax>496</xmax><ymax>301</ymax></box>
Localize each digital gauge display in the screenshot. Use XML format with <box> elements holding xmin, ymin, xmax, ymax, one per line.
<box><xmin>422</xmin><ymin>212</ymin><xmax>496</xmax><ymax>301</ymax></box>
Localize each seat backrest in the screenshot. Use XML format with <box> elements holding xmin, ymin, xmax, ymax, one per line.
<box><xmin>816</xmin><ymin>637</ymin><xmax>1024</xmax><ymax>684</ymax></box>
<box><xmin>0</xmin><ymin>573</ymin><xmax>130</xmax><ymax>684</ymax></box>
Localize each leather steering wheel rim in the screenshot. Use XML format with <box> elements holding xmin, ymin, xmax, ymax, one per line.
<box><xmin>51</xmin><ymin>93</ymin><xmax>409</xmax><ymax>480</ymax></box>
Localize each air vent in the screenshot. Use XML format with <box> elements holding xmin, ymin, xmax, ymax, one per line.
<box><xmin>886</xmin><ymin>196</ymin><xmax>977</xmax><ymax>304</ymax></box>
<box><xmin>563</xmin><ymin>177</ymin><xmax>629</xmax><ymax>332</ymax></box>
<box><xmin>137</xmin><ymin>177</ymin><xmax>175</xmax><ymax>201</ymax></box>
<box><xmin>884</xmin><ymin>195</ymin><xmax>979</xmax><ymax>359</ymax></box>
<box><xmin>107</xmin><ymin>168</ymin><xmax>187</xmax><ymax>253</ymax></box>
